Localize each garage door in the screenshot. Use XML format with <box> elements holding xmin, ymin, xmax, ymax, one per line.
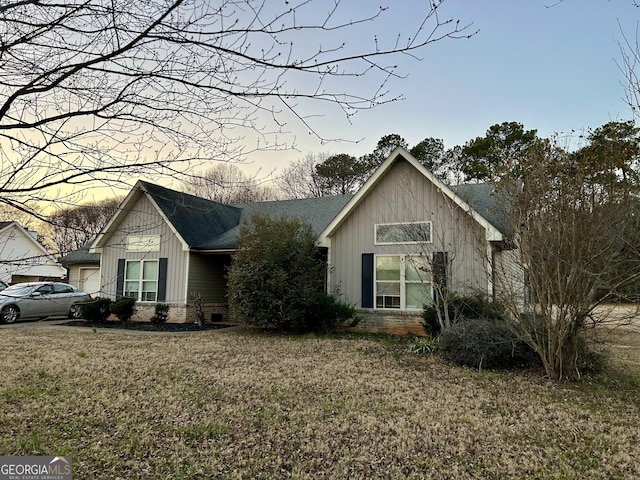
<box><xmin>79</xmin><ymin>268</ymin><xmax>100</xmax><ymax>295</ymax></box>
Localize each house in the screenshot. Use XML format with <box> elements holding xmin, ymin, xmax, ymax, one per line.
<box><xmin>318</xmin><ymin>148</ymin><xmax>518</xmax><ymax>334</ymax></box>
<box><xmin>59</xmin><ymin>245</ymin><xmax>101</xmax><ymax>295</ymax></box>
<box><xmin>0</xmin><ymin>221</ymin><xmax>66</xmax><ymax>284</ymax></box>
<box><xmin>89</xmin><ymin>147</ymin><xmax>519</xmax><ymax>332</ymax></box>
<box><xmin>89</xmin><ymin>182</ymin><xmax>351</xmax><ymax>323</ymax></box>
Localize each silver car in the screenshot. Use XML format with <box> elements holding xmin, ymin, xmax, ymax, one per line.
<box><xmin>0</xmin><ymin>282</ymin><xmax>92</xmax><ymax>324</ymax></box>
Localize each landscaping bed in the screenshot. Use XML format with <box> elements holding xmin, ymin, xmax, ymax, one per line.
<box><xmin>60</xmin><ymin>319</ymin><xmax>236</xmax><ymax>332</ymax></box>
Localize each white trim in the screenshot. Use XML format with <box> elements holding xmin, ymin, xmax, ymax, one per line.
<box><xmin>374</xmin><ymin>254</ymin><xmax>432</xmax><ymax>311</ymax></box>
<box><xmin>184</xmin><ymin>252</ymin><xmax>191</xmax><ymax>304</ymax></box>
<box><xmin>0</xmin><ymin>222</ymin><xmax>66</xmax><ymax>279</ymax></box>
<box><xmin>374</xmin><ymin>221</ymin><xmax>433</xmax><ymax>245</ymax></box>
<box><xmin>90</xmin><ymin>185</ymin><xmax>141</xmax><ymax>253</ymax></box>
<box><xmin>317</xmin><ymin>146</ymin><xmax>503</xmax><ymax>246</ymax></box>
<box><xmin>90</xmin><ymin>181</ymin><xmax>191</xmax><ymax>253</ymax></box>
<box><xmin>127</xmin><ymin>234</ymin><xmax>161</xmax><ymax>252</ymax></box>
<box><xmin>124</xmin><ymin>258</ymin><xmax>159</xmax><ymax>302</ymax></box>
<box><xmin>142</xmin><ymin>185</ymin><xmax>191</xmax><ymax>251</ymax></box>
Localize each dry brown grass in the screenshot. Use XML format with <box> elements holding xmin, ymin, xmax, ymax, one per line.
<box><xmin>1</xmin><ymin>325</ymin><xmax>639</xmax><ymax>479</ymax></box>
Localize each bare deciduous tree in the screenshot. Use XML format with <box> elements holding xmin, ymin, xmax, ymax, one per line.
<box><xmin>47</xmin><ymin>198</ymin><xmax>121</xmax><ymax>256</ymax></box>
<box><xmin>0</xmin><ymin>0</ymin><xmax>472</xmax><ymax>217</ymax></box>
<box><xmin>493</xmin><ymin>137</ymin><xmax>640</xmax><ymax>381</ymax></box>
<box><xmin>277</xmin><ymin>152</ymin><xmax>331</xmax><ymax>199</ymax></box>
<box><xmin>182</xmin><ymin>163</ymin><xmax>277</xmax><ymax>204</ymax></box>
<box><xmin>0</xmin><ymin>204</ymin><xmax>43</xmax><ymax>234</ymax></box>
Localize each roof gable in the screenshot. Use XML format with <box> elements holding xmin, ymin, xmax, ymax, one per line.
<box><xmin>318</xmin><ymin>147</ymin><xmax>504</xmax><ymax>244</ymax></box>
<box><xmin>0</xmin><ymin>222</ymin><xmax>56</xmax><ymax>257</ymax></box>
<box><xmin>0</xmin><ymin>222</ymin><xmax>66</xmax><ymax>279</ymax></box>
<box><xmin>92</xmin><ymin>181</ymin><xmax>351</xmax><ymax>252</ymax></box>
<box><xmin>140</xmin><ymin>182</ymin><xmax>242</xmax><ymax>249</ymax></box>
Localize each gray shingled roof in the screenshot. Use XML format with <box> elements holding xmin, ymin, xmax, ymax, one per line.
<box><xmin>201</xmin><ymin>195</ymin><xmax>354</xmax><ymax>250</ymax></box>
<box><xmin>59</xmin><ymin>245</ymin><xmax>100</xmax><ymax>265</ymax></box>
<box><xmin>452</xmin><ymin>183</ymin><xmax>511</xmax><ymax>236</ymax></box>
<box><xmin>140</xmin><ymin>181</ymin><xmax>242</xmax><ymax>249</ymax></box>
<box><xmin>140</xmin><ymin>181</ymin><xmax>352</xmax><ymax>251</ymax></box>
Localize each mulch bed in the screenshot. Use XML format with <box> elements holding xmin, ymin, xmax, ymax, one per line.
<box><xmin>60</xmin><ymin>320</ymin><xmax>236</xmax><ymax>332</ymax></box>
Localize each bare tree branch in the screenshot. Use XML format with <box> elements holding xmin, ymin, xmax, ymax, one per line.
<box><xmin>0</xmin><ymin>0</ymin><xmax>473</xmax><ymax>217</ymax></box>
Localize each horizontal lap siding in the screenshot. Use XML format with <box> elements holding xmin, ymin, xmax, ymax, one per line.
<box><xmin>100</xmin><ymin>194</ymin><xmax>188</xmax><ymax>302</ymax></box>
<box><xmin>329</xmin><ymin>159</ymin><xmax>490</xmax><ymax>307</ymax></box>
<box><xmin>187</xmin><ymin>253</ymin><xmax>231</xmax><ymax>304</ymax></box>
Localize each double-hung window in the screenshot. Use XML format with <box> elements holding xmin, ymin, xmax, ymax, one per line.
<box><xmin>124</xmin><ymin>260</ymin><xmax>158</xmax><ymax>301</ymax></box>
<box><xmin>375</xmin><ymin>255</ymin><xmax>431</xmax><ymax>310</ymax></box>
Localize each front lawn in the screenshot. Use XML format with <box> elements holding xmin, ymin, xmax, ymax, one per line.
<box><xmin>0</xmin><ymin>326</ymin><xmax>639</xmax><ymax>479</ymax></box>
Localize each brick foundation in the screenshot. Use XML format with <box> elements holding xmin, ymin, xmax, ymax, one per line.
<box><xmin>130</xmin><ymin>303</ymin><xmax>230</xmax><ymax>324</ymax></box>
<box><xmin>353</xmin><ymin>309</ymin><xmax>425</xmax><ymax>336</ymax></box>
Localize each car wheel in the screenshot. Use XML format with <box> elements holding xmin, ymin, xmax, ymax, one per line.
<box><xmin>1</xmin><ymin>305</ymin><xmax>20</xmax><ymax>324</ymax></box>
<box><xmin>69</xmin><ymin>304</ymin><xmax>83</xmax><ymax>319</ymax></box>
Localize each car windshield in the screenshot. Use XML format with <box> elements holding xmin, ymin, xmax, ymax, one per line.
<box><xmin>0</xmin><ymin>285</ymin><xmax>37</xmax><ymax>296</ymax></box>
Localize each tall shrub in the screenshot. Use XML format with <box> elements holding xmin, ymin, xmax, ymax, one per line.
<box><xmin>227</xmin><ymin>214</ymin><xmax>325</xmax><ymax>332</ymax></box>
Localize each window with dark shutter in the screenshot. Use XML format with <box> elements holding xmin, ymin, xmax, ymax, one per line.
<box><xmin>361</xmin><ymin>253</ymin><xmax>374</xmax><ymax>308</ymax></box>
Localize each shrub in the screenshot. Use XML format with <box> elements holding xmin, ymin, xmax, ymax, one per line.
<box><xmin>408</xmin><ymin>335</ymin><xmax>439</xmax><ymax>355</ymax></box>
<box><xmin>110</xmin><ymin>297</ymin><xmax>136</xmax><ymax>322</ymax></box>
<box><xmin>150</xmin><ymin>303</ymin><xmax>170</xmax><ymax>324</ymax></box>
<box><xmin>79</xmin><ymin>297</ymin><xmax>112</xmax><ymax>322</ymax></box>
<box><xmin>423</xmin><ymin>293</ymin><xmax>505</xmax><ymax>336</ymax></box>
<box><xmin>439</xmin><ymin>318</ymin><xmax>539</xmax><ymax>369</ymax></box>
<box><xmin>227</xmin><ymin>214</ymin><xmax>325</xmax><ymax>332</ymax></box>
<box><xmin>306</xmin><ymin>293</ymin><xmax>360</xmax><ymax>334</ymax></box>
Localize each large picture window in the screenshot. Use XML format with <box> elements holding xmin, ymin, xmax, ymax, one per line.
<box><xmin>124</xmin><ymin>260</ymin><xmax>158</xmax><ymax>301</ymax></box>
<box><xmin>375</xmin><ymin>222</ymin><xmax>432</xmax><ymax>245</ymax></box>
<box><xmin>375</xmin><ymin>255</ymin><xmax>431</xmax><ymax>310</ymax></box>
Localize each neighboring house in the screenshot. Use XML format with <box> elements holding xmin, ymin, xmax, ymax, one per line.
<box><xmin>89</xmin><ymin>147</ymin><xmax>520</xmax><ymax>332</ymax></box>
<box><xmin>59</xmin><ymin>245</ymin><xmax>101</xmax><ymax>295</ymax></box>
<box><xmin>0</xmin><ymin>221</ymin><xmax>66</xmax><ymax>284</ymax></box>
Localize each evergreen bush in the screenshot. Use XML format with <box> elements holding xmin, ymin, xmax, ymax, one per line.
<box><xmin>110</xmin><ymin>297</ymin><xmax>136</xmax><ymax>322</ymax></box>
<box><xmin>79</xmin><ymin>297</ymin><xmax>112</xmax><ymax>322</ymax></box>
<box><xmin>306</xmin><ymin>293</ymin><xmax>360</xmax><ymax>334</ymax></box>
<box><xmin>227</xmin><ymin>214</ymin><xmax>325</xmax><ymax>332</ymax></box>
<box><xmin>150</xmin><ymin>303</ymin><xmax>170</xmax><ymax>324</ymax></box>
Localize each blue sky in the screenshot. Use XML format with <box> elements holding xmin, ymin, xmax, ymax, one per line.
<box><xmin>245</xmin><ymin>0</ymin><xmax>639</xmax><ymax>174</ymax></box>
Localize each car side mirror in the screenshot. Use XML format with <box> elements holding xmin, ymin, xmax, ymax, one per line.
<box><xmin>31</xmin><ymin>292</ymin><xmax>43</xmax><ymax>297</ymax></box>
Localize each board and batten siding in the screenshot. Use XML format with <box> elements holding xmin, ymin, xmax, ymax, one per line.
<box><xmin>328</xmin><ymin>158</ymin><xmax>491</xmax><ymax>308</ymax></box>
<box><xmin>187</xmin><ymin>253</ymin><xmax>231</xmax><ymax>304</ymax></box>
<box><xmin>99</xmin><ymin>193</ymin><xmax>189</xmax><ymax>303</ymax></box>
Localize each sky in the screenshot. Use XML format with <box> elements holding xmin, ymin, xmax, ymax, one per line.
<box><xmin>240</xmin><ymin>0</ymin><xmax>640</xmax><ymax>177</ymax></box>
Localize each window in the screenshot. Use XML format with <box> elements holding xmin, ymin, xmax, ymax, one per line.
<box><xmin>35</xmin><ymin>284</ymin><xmax>54</xmax><ymax>295</ymax></box>
<box><xmin>127</xmin><ymin>235</ymin><xmax>160</xmax><ymax>252</ymax></box>
<box><xmin>375</xmin><ymin>255</ymin><xmax>431</xmax><ymax>310</ymax></box>
<box><xmin>124</xmin><ymin>260</ymin><xmax>158</xmax><ymax>301</ymax></box>
<box><xmin>53</xmin><ymin>284</ymin><xmax>74</xmax><ymax>294</ymax></box>
<box><xmin>375</xmin><ymin>222</ymin><xmax>432</xmax><ymax>245</ymax></box>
